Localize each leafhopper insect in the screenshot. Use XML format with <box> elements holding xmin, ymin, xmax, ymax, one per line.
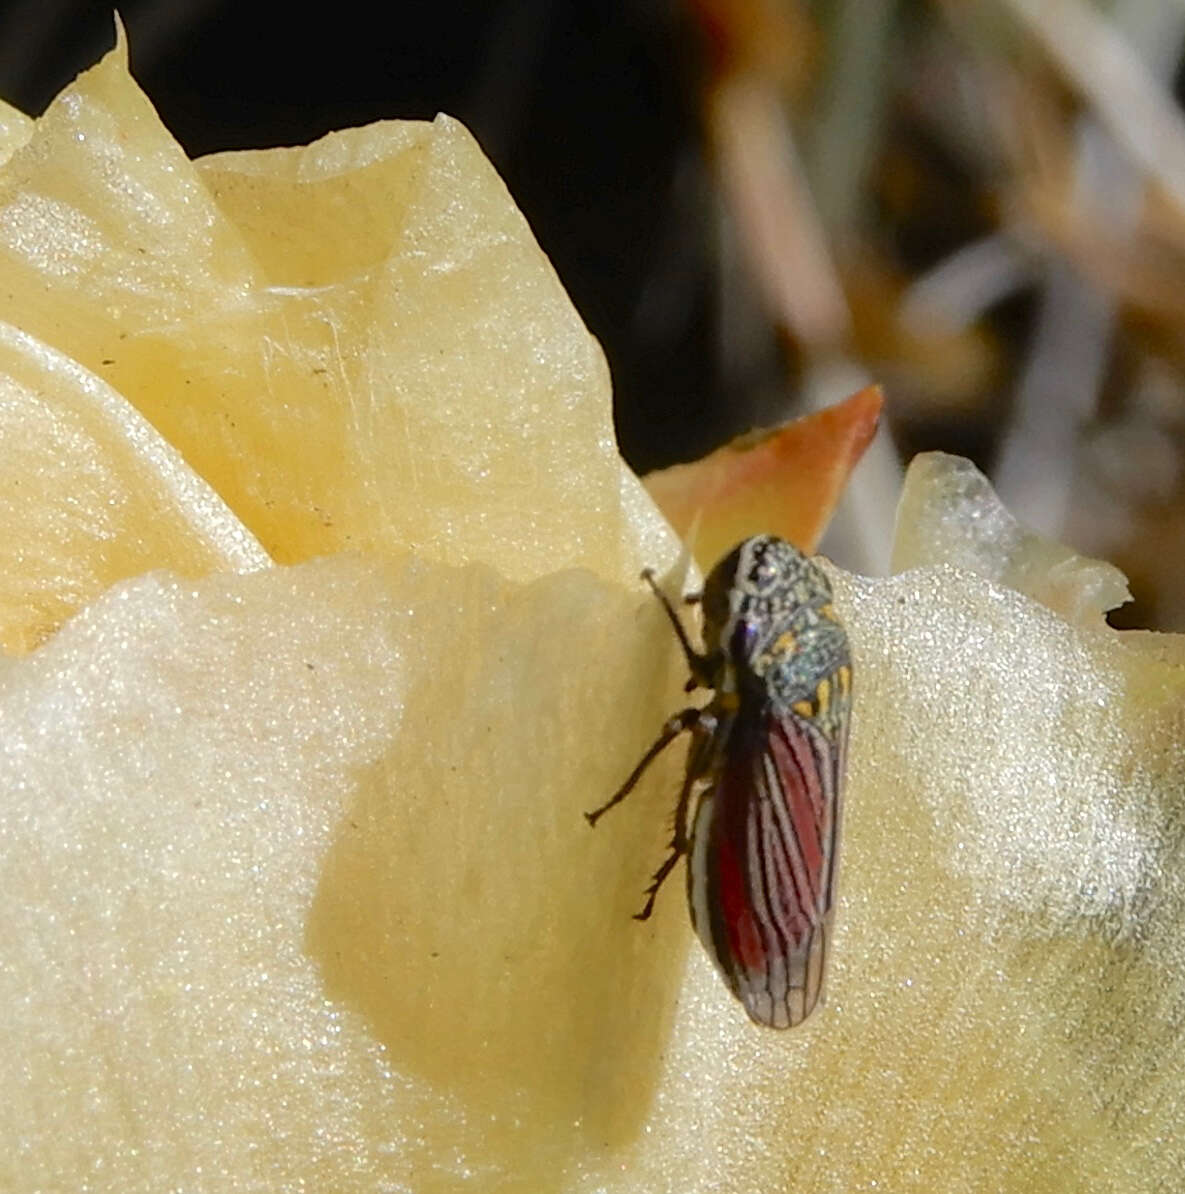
<box><xmin>587</xmin><ymin>535</ymin><xmax>851</xmax><ymax>1028</ymax></box>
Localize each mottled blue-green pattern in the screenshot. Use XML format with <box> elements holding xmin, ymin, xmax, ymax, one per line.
<box><xmin>701</xmin><ymin>535</ymin><xmax>850</xmax><ymax>741</ymax></box>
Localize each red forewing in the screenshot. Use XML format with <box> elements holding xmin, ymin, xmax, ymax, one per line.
<box><xmin>689</xmin><ymin>703</ymin><xmax>845</xmax><ymax>1029</ymax></box>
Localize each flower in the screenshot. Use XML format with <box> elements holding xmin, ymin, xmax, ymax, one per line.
<box><xmin>2</xmin><ymin>31</ymin><xmax>1184</xmax><ymax>1194</ymax></box>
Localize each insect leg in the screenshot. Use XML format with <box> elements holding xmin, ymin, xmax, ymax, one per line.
<box><xmin>585</xmin><ymin>706</ymin><xmax>703</xmax><ymax>827</ymax></box>
<box><xmin>634</xmin><ymin>712</ymin><xmax>717</xmax><ymax>921</ymax></box>
<box><xmin>633</xmin><ymin>776</ymin><xmax>697</xmax><ymax>921</ymax></box>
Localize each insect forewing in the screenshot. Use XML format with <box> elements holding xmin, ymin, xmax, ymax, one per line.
<box><xmin>689</xmin><ymin>701</ymin><xmax>846</xmax><ymax>1029</ymax></box>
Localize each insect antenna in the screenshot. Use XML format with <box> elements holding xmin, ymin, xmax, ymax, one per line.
<box><xmin>640</xmin><ymin>569</ymin><xmax>713</xmax><ymax>687</ymax></box>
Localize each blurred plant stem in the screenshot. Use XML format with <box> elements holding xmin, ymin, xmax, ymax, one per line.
<box><xmin>994</xmin><ymin>0</ymin><xmax>1185</xmax><ymax>537</ymax></box>
<box><xmin>806</xmin><ymin>0</ymin><xmax>900</xmax><ymax>247</ymax></box>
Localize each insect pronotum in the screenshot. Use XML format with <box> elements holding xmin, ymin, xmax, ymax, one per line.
<box><xmin>586</xmin><ymin>534</ymin><xmax>851</xmax><ymax>1029</ymax></box>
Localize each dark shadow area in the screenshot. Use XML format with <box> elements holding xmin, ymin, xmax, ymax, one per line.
<box><xmin>304</xmin><ymin>566</ymin><xmax>694</xmax><ymax>1179</ymax></box>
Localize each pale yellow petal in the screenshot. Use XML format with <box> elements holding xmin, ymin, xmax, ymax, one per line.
<box><xmin>0</xmin><ymin>96</ymin><xmax>32</xmax><ymax>168</ymax></box>
<box><xmin>4</xmin><ymin>517</ymin><xmax>1183</xmax><ymax>1191</ymax></box>
<box><xmin>0</xmin><ymin>555</ymin><xmax>690</xmax><ymax>1189</ymax></box>
<box><xmin>0</xmin><ymin>41</ymin><xmax>671</xmax><ymax>582</ymax></box>
<box><xmin>893</xmin><ymin>450</ymin><xmax>1131</xmax><ymax>627</ymax></box>
<box><xmin>0</xmin><ymin>320</ymin><xmax>267</xmax><ymax>653</ymax></box>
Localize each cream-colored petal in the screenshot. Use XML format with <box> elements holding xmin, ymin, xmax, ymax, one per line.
<box><xmin>0</xmin><ymin>40</ymin><xmax>672</xmax><ymax>582</ymax></box>
<box><xmin>4</xmin><ymin>532</ymin><xmax>1184</xmax><ymax>1191</ymax></box>
<box><xmin>0</xmin><ymin>555</ymin><xmax>691</xmax><ymax>1191</ymax></box>
<box><xmin>0</xmin><ymin>320</ymin><xmax>267</xmax><ymax>653</ymax></box>
<box><xmin>892</xmin><ymin>451</ymin><xmax>1131</xmax><ymax>627</ymax></box>
<box><xmin>649</xmin><ymin>559</ymin><xmax>1185</xmax><ymax>1191</ymax></box>
<box><xmin>0</xmin><ymin>96</ymin><xmax>32</xmax><ymax>168</ymax></box>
